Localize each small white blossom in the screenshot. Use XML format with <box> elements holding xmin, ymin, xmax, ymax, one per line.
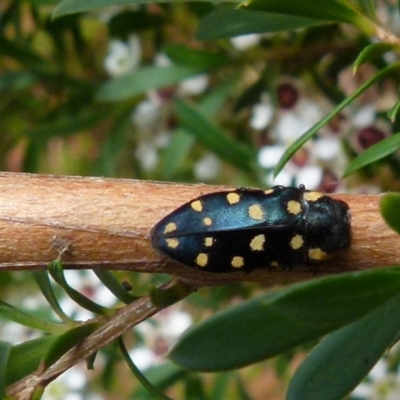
<box><xmin>295</xmin><ymin>165</ymin><xmax>323</xmax><ymax>189</ymax></box>
<box><xmin>314</xmin><ymin>137</ymin><xmax>341</xmax><ymax>161</ymax></box>
<box><xmin>251</xmin><ymin>102</ymin><xmax>274</xmax><ymax>130</ymax></box>
<box><xmin>131</xmin><ymin>97</ymin><xmax>161</xmax><ymax>132</ymax></box>
<box><xmin>135</xmin><ymin>142</ymin><xmax>158</xmax><ymax>172</ymax></box>
<box><xmin>129</xmin><ymin>347</ymin><xmax>157</xmax><ymax>371</ymax></box>
<box><xmin>257</xmin><ymin>145</ymin><xmax>286</xmax><ymax>169</ymax></box>
<box><xmin>352</xmin><ymin>104</ymin><xmax>376</xmax><ymax>128</ymax></box>
<box><xmin>104</xmin><ymin>34</ymin><xmax>141</xmax><ymax>77</ymax></box>
<box><xmin>265</xmin><ymin>169</ymin><xmax>293</xmax><ymax>187</ymax></box>
<box><xmin>194</xmin><ymin>153</ymin><xmax>221</xmax><ymax>181</ymax></box>
<box><xmin>230</xmin><ymin>34</ymin><xmax>261</xmax><ymax>50</ymax></box>
<box><xmin>178</xmin><ymin>74</ymin><xmax>209</xmax><ymax>96</ymax></box>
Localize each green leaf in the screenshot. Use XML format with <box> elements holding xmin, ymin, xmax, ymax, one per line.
<box><xmin>118</xmin><ymin>338</ymin><xmax>173</xmax><ymax>400</ymax></box>
<box><xmin>197</xmin><ymin>7</ymin><xmax>325</xmax><ymax>40</ymax></box>
<box><xmin>93</xmin><ymin>270</ymin><xmax>138</xmax><ymax>304</ymax></box>
<box><xmin>0</xmin><ymin>299</ymin><xmax>66</xmax><ymax>334</ymax></box>
<box><xmin>53</xmin><ymin>0</ymin><xmax>146</xmax><ymax>17</ymax></box>
<box><xmin>48</xmin><ymin>260</ymin><xmax>116</xmax><ymax>317</ymax></box>
<box><xmin>96</xmin><ymin>65</ymin><xmax>208</xmax><ymax>102</ymax></box>
<box><xmin>0</xmin><ymin>342</ymin><xmax>11</xmax><ymax>398</ymax></box>
<box><xmin>161</xmin><ymin>78</ymin><xmax>236</xmax><ymax>179</ymax></box>
<box><xmin>174</xmin><ymin>97</ymin><xmax>255</xmax><ymax>172</ymax></box>
<box><xmin>43</xmin><ymin>323</ymin><xmax>98</xmax><ymax>368</ymax></box>
<box><xmin>387</xmin><ymin>100</ymin><xmax>400</xmax><ymax>123</ymax></box>
<box><xmin>169</xmin><ymin>268</ymin><xmax>400</xmax><ymax>371</ymax></box>
<box><xmin>380</xmin><ymin>192</ymin><xmax>400</xmax><ymax>236</ymax></box>
<box><xmin>353</xmin><ymin>42</ymin><xmax>399</xmax><ymax>74</ymax></box>
<box><xmin>353</xmin><ymin>0</ymin><xmax>379</xmax><ymax>23</ymax></box>
<box><xmin>32</xmin><ymin>271</ymin><xmax>75</xmax><ymax>323</ymax></box>
<box><xmin>6</xmin><ymin>336</ymin><xmax>59</xmax><ymax>385</ymax></box>
<box><xmin>274</xmin><ymin>62</ymin><xmax>400</xmax><ymax>177</ymax></box>
<box><xmin>243</xmin><ymin>0</ymin><xmax>376</xmax><ymax>34</ymax></box>
<box><xmin>160</xmin><ymin>129</ymin><xmax>195</xmax><ymax>180</ymax></box>
<box><xmin>165</xmin><ymin>45</ymin><xmax>228</xmax><ymax>69</ymax></box>
<box><xmin>132</xmin><ymin>363</ymin><xmax>186</xmax><ymax>398</ymax></box>
<box><xmin>287</xmin><ymin>292</ymin><xmax>400</xmax><ymax>400</ymax></box>
<box><xmin>0</xmin><ymin>36</ymin><xmax>45</xmax><ymax>66</ymax></box>
<box><xmin>26</xmin><ymin>109</ymin><xmax>107</xmax><ymax>140</ymax></box>
<box><xmin>343</xmin><ymin>132</ymin><xmax>400</xmax><ymax>177</ymax></box>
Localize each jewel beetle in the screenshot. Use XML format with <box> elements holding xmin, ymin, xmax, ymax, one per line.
<box><xmin>150</xmin><ymin>185</ymin><xmax>351</xmax><ymax>273</ymax></box>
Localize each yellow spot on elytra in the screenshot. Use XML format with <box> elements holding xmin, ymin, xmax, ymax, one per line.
<box><xmin>270</xmin><ymin>261</ymin><xmax>279</xmax><ymax>268</ymax></box>
<box><xmin>227</xmin><ymin>192</ymin><xmax>240</xmax><ymax>204</ymax></box>
<box><xmin>264</xmin><ymin>189</ymin><xmax>274</xmax><ymax>195</ymax></box>
<box><xmin>204</xmin><ymin>237</ymin><xmax>214</xmax><ymax>247</ymax></box>
<box><xmin>303</xmin><ymin>191</ymin><xmax>324</xmax><ymax>202</ymax></box>
<box><xmin>308</xmin><ymin>248</ymin><xmax>329</xmax><ymax>261</ymax></box>
<box><xmin>196</xmin><ymin>253</ymin><xmax>208</xmax><ymax>267</ymax></box>
<box><xmin>191</xmin><ymin>200</ymin><xmax>203</xmax><ymax>212</ymax></box>
<box><xmin>287</xmin><ymin>200</ymin><xmax>302</xmax><ymax>215</ymax></box>
<box><xmin>290</xmin><ymin>234</ymin><xmax>304</xmax><ymax>250</ymax></box>
<box><xmin>164</xmin><ymin>222</ymin><xmax>177</xmax><ymax>234</ymax></box>
<box><xmin>203</xmin><ymin>217</ymin><xmax>212</xmax><ymax>226</ymax></box>
<box><xmin>248</xmin><ymin>204</ymin><xmax>264</xmax><ymax>220</ymax></box>
<box><xmin>166</xmin><ymin>238</ymin><xmax>179</xmax><ymax>249</ymax></box>
<box><xmin>250</xmin><ymin>234</ymin><xmax>265</xmax><ymax>251</ymax></box>
<box><xmin>231</xmin><ymin>256</ymin><xmax>244</xmax><ymax>268</ymax></box>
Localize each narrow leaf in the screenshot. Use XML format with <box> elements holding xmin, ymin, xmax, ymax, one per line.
<box><xmin>343</xmin><ymin>132</ymin><xmax>400</xmax><ymax>177</ymax></box>
<box><xmin>287</xmin><ymin>292</ymin><xmax>400</xmax><ymax>400</ymax></box>
<box><xmin>0</xmin><ymin>299</ymin><xmax>65</xmax><ymax>334</ymax></box>
<box><xmin>161</xmin><ymin>78</ymin><xmax>236</xmax><ymax>179</ymax></box>
<box><xmin>6</xmin><ymin>336</ymin><xmax>58</xmax><ymax>385</ymax></box>
<box><xmin>197</xmin><ymin>7</ymin><xmax>324</xmax><ymax>40</ymax></box>
<box><xmin>0</xmin><ymin>342</ymin><xmax>11</xmax><ymax>399</ymax></box>
<box><xmin>119</xmin><ymin>338</ymin><xmax>173</xmax><ymax>400</ymax></box>
<box><xmin>174</xmin><ymin>97</ymin><xmax>255</xmax><ymax>172</ymax></box>
<box><xmin>387</xmin><ymin>100</ymin><xmax>400</xmax><ymax>123</ymax></box>
<box><xmin>43</xmin><ymin>323</ymin><xmax>98</xmax><ymax>368</ymax></box>
<box><xmin>165</xmin><ymin>45</ymin><xmax>228</xmax><ymax>68</ymax></box>
<box><xmin>96</xmin><ymin>65</ymin><xmax>207</xmax><ymax>102</ymax></box>
<box><xmin>169</xmin><ymin>268</ymin><xmax>400</xmax><ymax>371</ymax></box>
<box><xmin>380</xmin><ymin>192</ymin><xmax>400</xmax><ymax>236</ymax></box>
<box><xmin>93</xmin><ymin>270</ymin><xmax>138</xmax><ymax>304</ymax></box>
<box><xmin>32</xmin><ymin>270</ymin><xmax>75</xmax><ymax>323</ymax></box>
<box><xmin>353</xmin><ymin>42</ymin><xmax>399</xmax><ymax>74</ymax></box>
<box><xmin>48</xmin><ymin>260</ymin><xmax>116</xmax><ymax>317</ymax></box>
<box><xmin>53</xmin><ymin>0</ymin><xmax>144</xmax><ymax>17</ymax></box>
<box><xmin>243</xmin><ymin>0</ymin><xmax>376</xmax><ymax>34</ymax></box>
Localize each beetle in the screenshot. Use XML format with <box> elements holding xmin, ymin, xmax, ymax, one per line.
<box><xmin>150</xmin><ymin>185</ymin><xmax>351</xmax><ymax>273</ymax></box>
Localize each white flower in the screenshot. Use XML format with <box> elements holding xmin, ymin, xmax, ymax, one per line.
<box><xmin>154</xmin><ymin>52</ymin><xmax>172</xmax><ymax>67</ymax></box>
<box><xmin>295</xmin><ymin>165</ymin><xmax>323</xmax><ymax>189</ymax></box>
<box><xmin>352</xmin><ymin>104</ymin><xmax>376</xmax><ymax>128</ymax></box>
<box><xmin>275</xmin><ymin>111</ymin><xmax>308</xmax><ymax>143</ymax></box>
<box><xmin>135</xmin><ymin>142</ymin><xmax>158</xmax><ymax>172</ymax></box>
<box><xmin>178</xmin><ymin>74</ymin><xmax>209</xmax><ymax>96</ymax></box>
<box><xmin>251</xmin><ymin>102</ymin><xmax>274</xmax><ymax>130</ymax></box>
<box><xmin>194</xmin><ymin>153</ymin><xmax>221</xmax><ymax>181</ymax></box>
<box><xmin>314</xmin><ymin>137</ymin><xmax>341</xmax><ymax>161</ymax></box>
<box><xmin>131</xmin><ymin>96</ymin><xmax>161</xmax><ymax>132</ymax></box>
<box><xmin>230</xmin><ymin>34</ymin><xmax>261</xmax><ymax>50</ymax></box>
<box><xmin>129</xmin><ymin>347</ymin><xmax>157</xmax><ymax>371</ymax></box>
<box><xmin>265</xmin><ymin>169</ymin><xmax>293</xmax><ymax>187</ymax></box>
<box><xmin>104</xmin><ymin>34</ymin><xmax>141</xmax><ymax>77</ymax></box>
<box><xmin>257</xmin><ymin>145</ymin><xmax>286</xmax><ymax>169</ymax></box>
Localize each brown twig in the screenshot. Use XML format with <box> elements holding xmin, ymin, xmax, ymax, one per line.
<box><xmin>6</xmin><ymin>278</ymin><xmax>199</xmax><ymax>399</ymax></box>
<box><xmin>0</xmin><ymin>171</ymin><xmax>396</xmax><ymax>286</ymax></box>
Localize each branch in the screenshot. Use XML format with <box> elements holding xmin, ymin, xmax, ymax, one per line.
<box><xmin>0</xmin><ymin>171</ymin><xmax>393</xmax><ymax>286</ymax></box>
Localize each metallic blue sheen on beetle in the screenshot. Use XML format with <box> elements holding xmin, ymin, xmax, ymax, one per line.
<box><xmin>150</xmin><ymin>185</ymin><xmax>351</xmax><ymax>273</ymax></box>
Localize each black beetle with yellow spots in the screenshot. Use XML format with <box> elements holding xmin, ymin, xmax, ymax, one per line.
<box><xmin>150</xmin><ymin>185</ymin><xmax>352</xmax><ymax>273</ymax></box>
